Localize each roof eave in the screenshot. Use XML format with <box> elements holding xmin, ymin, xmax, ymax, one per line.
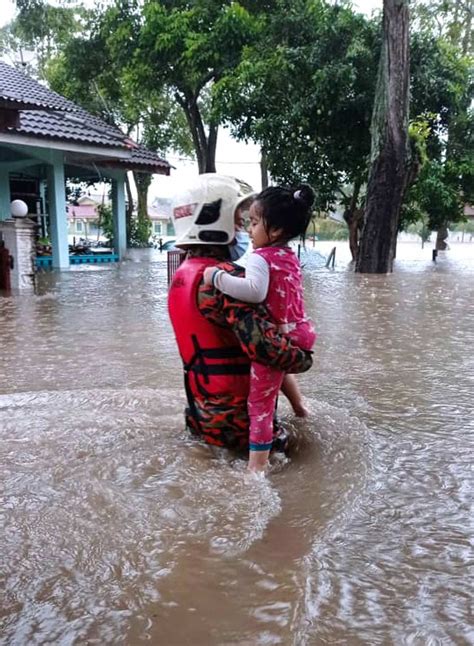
<box><xmin>0</xmin><ymin>98</ymin><xmax>75</xmax><ymax>112</ymax></box>
<box><xmin>100</xmin><ymin>160</ymin><xmax>172</xmax><ymax>175</ymax></box>
<box><xmin>0</xmin><ymin>132</ymin><xmax>131</xmax><ymax>159</ymax></box>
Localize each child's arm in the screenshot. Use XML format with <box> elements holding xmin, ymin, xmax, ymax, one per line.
<box><xmin>203</xmin><ymin>254</ymin><xmax>269</xmax><ymax>303</ymax></box>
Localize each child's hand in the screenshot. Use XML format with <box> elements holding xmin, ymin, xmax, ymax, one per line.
<box><xmin>203</xmin><ymin>266</ymin><xmax>218</xmax><ymax>285</ymax></box>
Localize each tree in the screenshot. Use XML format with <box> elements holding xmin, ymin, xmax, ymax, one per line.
<box><xmin>215</xmin><ymin>1</ymin><xmax>472</xmax><ymax>263</ymax></box>
<box><xmin>10</xmin><ymin>0</ymin><xmax>193</xmax><ymax>246</ymax></box>
<box><xmin>215</xmin><ymin>0</ymin><xmax>380</xmax><ymax>216</ymax></box>
<box><xmin>355</xmin><ymin>0</ymin><xmax>410</xmax><ymax>273</ymax></box>
<box><xmin>403</xmin><ymin>120</ymin><xmax>474</xmax><ymax>244</ymax></box>
<box><xmin>413</xmin><ymin>0</ymin><xmax>473</xmax><ymax>55</ymax></box>
<box><xmin>6</xmin><ymin>0</ymin><xmax>90</xmax><ymax>75</ymax></box>
<box><xmin>406</xmin><ymin>34</ymin><xmax>474</xmax><ymax>247</ymax></box>
<box><xmin>134</xmin><ymin>0</ymin><xmax>259</xmax><ymax>173</ymax></box>
<box><xmin>410</xmin><ymin>1</ymin><xmax>474</xmax><ymax>249</ymax></box>
<box><xmin>46</xmin><ymin>2</ymin><xmax>194</xmax><ymax>244</ymax></box>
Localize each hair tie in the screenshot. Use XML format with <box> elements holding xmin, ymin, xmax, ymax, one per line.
<box><xmin>293</xmin><ymin>190</ymin><xmax>302</xmax><ymax>201</ymax></box>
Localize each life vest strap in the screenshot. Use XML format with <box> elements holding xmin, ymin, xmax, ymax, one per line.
<box><xmin>187</xmin><ymin>363</ymin><xmax>250</xmax><ymax>376</ymax></box>
<box><xmin>183</xmin><ymin>334</ymin><xmax>248</xmax><ymax>382</ymax></box>
<box><xmin>198</xmin><ymin>347</ymin><xmax>246</xmax><ymax>360</ymax></box>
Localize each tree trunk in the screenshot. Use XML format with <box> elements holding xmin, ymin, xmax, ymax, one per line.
<box><xmin>134</xmin><ymin>171</ymin><xmax>152</xmax><ymax>220</ymax></box>
<box><xmin>260</xmin><ymin>152</ymin><xmax>269</xmax><ymax>189</ymax></box>
<box><xmin>176</xmin><ymin>90</ymin><xmax>219</xmax><ymax>174</ymax></box>
<box><xmin>356</xmin><ymin>0</ymin><xmax>410</xmax><ymax>274</ymax></box>
<box><xmin>181</xmin><ymin>92</ymin><xmax>214</xmax><ymax>174</ymax></box>
<box><xmin>435</xmin><ymin>226</ymin><xmax>449</xmax><ymax>250</ymax></box>
<box><xmin>344</xmin><ymin>207</ymin><xmax>365</xmax><ymax>262</ymax></box>
<box><xmin>343</xmin><ymin>179</ymin><xmax>363</xmax><ymax>261</ymax></box>
<box><xmin>176</xmin><ymin>92</ymin><xmax>205</xmax><ymax>172</ymax></box>
<box><xmin>205</xmin><ymin>122</ymin><xmax>218</xmax><ymax>173</ymax></box>
<box><xmin>124</xmin><ymin>173</ymin><xmax>134</xmax><ymax>246</ymax></box>
<box><xmin>133</xmin><ymin>171</ymin><xmax>152</xmax><ymax>245</ymax></box>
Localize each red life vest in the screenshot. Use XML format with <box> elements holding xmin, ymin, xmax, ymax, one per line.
<box><xmin>168</xmin><ymin>256</ymin><xmax>250</xmax><ymax>447</ymax></box>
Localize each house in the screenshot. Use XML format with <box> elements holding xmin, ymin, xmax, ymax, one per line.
<box><xmin>67</xmin><ymin>195</ymin><xmax>102</xmax><ymax>241</ymax></box>
<box><xmin>0</xmin><ymin>61</ymin><xmax>171</xmax><ymax>267</ymax></box>
<box><xmin>67</xmin><ymin>194</ymin><xmax>176</xmax><ymax>242</ymax></box>
<box><xmin>148</xmin><ymin>196</ymin><xmax>175</xmax><ymax>238</ymax></box>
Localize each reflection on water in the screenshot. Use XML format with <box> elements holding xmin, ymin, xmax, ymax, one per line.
<box><xmin>1</xmin><ymin>244</ymin><xmax>473</xmax><ymax>644</ymax></box>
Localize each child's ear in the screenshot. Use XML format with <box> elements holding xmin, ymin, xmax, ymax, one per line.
<box><xmin>269</xmin><ymin>227</ymin><xmax>284</xmax><ymax>242</ymax></box>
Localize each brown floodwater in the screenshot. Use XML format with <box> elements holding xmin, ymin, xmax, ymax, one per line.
<box><xmin>1</xmin><ymin>243</ymin><xmax>473</xmax><ymax>645</ymax></box>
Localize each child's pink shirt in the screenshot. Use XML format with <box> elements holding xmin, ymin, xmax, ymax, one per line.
<box><xmin>254</xmin><ymin>246</ymin><xmax>316</xmax><ymax>350</ymax></box>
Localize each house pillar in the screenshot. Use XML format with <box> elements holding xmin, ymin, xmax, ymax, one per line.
<box><xmin>38</xmin><ymin>180</ymin><xmax>47</xmax><ymax>238</ymax></box>
<box><xmin>0</xmin><ymin>168</ymin><xmax>11</xmax><ymax>221</ymax></box>
<box><xmin>0</xmin><ymin>217</ymin><xmax>36</xmax><ymax>290</ymax></box>
<box><xmin>111</xmin><ymin>172</ymin><xmax>127</xmax><ymax>260</ymax></box>
<box><xmin>47</xmin><ymin>151</ymin><xmax>69</xmax><ymax>269</ymax></box>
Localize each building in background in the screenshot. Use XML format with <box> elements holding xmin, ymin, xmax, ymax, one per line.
<box><xmin>148</xmin><ymin>196</ymin><xmax>174</xmax><ymax>238</ymax></box>
<box><xmin>67</xmin><ymin>195</ymin><xmax>101</xmax><ymax>241</ymax></box>
<box><xmin>0</xmin><ymin>61</ymin><xmax>171</xmax><ymax>267</ymax></box>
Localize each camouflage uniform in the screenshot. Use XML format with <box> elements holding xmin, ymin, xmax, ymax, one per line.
<box><xmin>175</xmin><ymin>260</ymin><xmax>312</xmax><ymax>452</ymax></box>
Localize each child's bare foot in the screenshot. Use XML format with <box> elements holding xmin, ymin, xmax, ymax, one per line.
<box><xmin>293</xmin><ymin>403</ymin><xmax>309</xmax><ymax>418</ymax></box>
<box><xmin>248</xmin><ymin>449</ymin><xmax>270</xmax><ymax>472</ymax></box>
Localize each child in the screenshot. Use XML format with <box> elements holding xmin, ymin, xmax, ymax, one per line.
<box><xmin>203</xmin><ymin>185</ymin><xmax>317</xmax><ymax>472</ymax></box>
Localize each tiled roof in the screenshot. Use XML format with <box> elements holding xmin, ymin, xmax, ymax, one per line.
<box><xmin>0</xmin><ymin>62</ymin><xmax>77</xmax><ymax>111</ymax></box>
<box><xmin>66</xmin><ymin>204</ymin><xmax>97</xmax><ymax>219</ymax></box>
<box><xmin>0</xmin><ymin>62</ymin><xmax>171</xmax><ymax>173</ymax></box>
<box><xmin>119</xmin><ymin>143</ymin><xmax>173</xmax><ymax>171</ymax></box>
<box><xmin>16</xmin><ymin>110</ymin><xmax>126</xmax><ymax>148</ymax></box>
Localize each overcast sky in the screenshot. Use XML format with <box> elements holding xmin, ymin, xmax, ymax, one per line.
<box><xmin>1</xmin><ymin>0</ymin><xmax>382</xmax><ymax>198</ymax></box>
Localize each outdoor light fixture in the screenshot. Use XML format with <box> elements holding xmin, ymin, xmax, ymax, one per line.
<box><xmin>10</xmin><ymin>200</ymin><xmax>28</xmax><ymax>218</ymax></box>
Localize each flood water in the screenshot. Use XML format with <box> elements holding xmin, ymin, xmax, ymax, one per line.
<box><xmin>1</xmin><ymin>243</ymin><xmax>473</xmax><ymax>645</ymax></box>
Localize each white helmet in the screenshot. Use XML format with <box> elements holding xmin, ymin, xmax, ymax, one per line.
<box><xmin>171</xmin><ymin>173</ymin><xmax>254</xmax><ymax>247</ymax></box>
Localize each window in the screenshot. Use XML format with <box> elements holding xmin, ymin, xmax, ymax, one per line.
<box><xmin>75</xmin><ymin>220</ymin><xmax>84</xmax><ymax>233</ymax></box>
<box><xmin>153</xmin><ymin>222</ymin><xmax>162</xmax><ymax>235</ymax></box>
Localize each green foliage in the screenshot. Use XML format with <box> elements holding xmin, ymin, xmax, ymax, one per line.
<box><xmin>403</xmin><ymin>35</ymin><xmax>474</xmax><ymax>232</ymax></box>
<box><xmin>404</xmin><ymin>156</ymin><xmax>473</xmax><ymax>231</ymax></box>
<box><xmin>215</xmin><ymin>0</ymin><xmax>379</xmax><ymax>210</ymax></box>
<box><xmin>451</xmin><ymin>219</ymin><xmax>474</xmax><ymax>235</ymax></box>
<box><xmin>138</xmin><ymin>1</ymin><xmax>258</xmax><ymax>90</ymax></box>
<box><xmin>9</xmin><ymin>0</ymin><xmax>196</xmax><ymax>248</ymax></box>
<box><xmin>410</xmin><ymin>34</ymin><xmax>472</xmax><ymax>156</ymax></box>
<box><xmin>89</xmin><ymin>199</ymin><xmax>152</xmax><ymax>248</ymax></box>
<box><xmin>41</xmin><ymin>3</ymin><xmax>193</xmax><ymax>158</ymax></box>
<box><xmin>132</xmin><ymin>170</ymin><xmax>153</xmax><ymax>247</ymax></box>
<box><xmin>408</xmin><ymin>113</ymin><xmax>433</xmax><ymax>167</ymax></box>
<box><xmin>309</xmin><ymin>217</ymin><xmax>349</xmax><ymax>241</ymax></box>
<box><xmin>9</xmin><ymin>0</ymin><xmax>473</xmax><ymax>245</ymax></box>
<box><xmin>97</xmin><ymin>202</ymin><xmax>114</xmax><ymax>245</ymax></box>
<box><xmin>407</xmin><ymin>219</ymin><xmax>431</xmax><ymax>243</ymax></box>
<box><xmin>134</xmin><ymin>0</ymin><xmax>260</xmax><ymax>170</ymax></box>
<box><xmin>9</xmin><ymin>0</ymin><xmax>90</xmax><ymax>76</ymax></box>
<box><xmin>412</xmin><ymin>0</ymin><xmax>473</xmax><ymax>55</ymax></box>
<box><xmin>128</xmin><ymin>215</ymin><xmax>152</xmax><ymax>248</ymax></box>
<box><xmin>215</xmin><ymin>2</ymin><xmax>473</xmax><ymax>234</ymax></box>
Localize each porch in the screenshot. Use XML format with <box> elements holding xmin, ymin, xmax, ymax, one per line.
<box><xmin>0</xmin><ymin>61</ymin><xmax>171</xmax><ymax>269</ymax></box>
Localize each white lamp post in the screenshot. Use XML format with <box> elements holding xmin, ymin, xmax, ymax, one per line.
<box><xmin>10</xmin><ymin>199</ymin><xmax>29</xmax><ymax>218</ymax></box>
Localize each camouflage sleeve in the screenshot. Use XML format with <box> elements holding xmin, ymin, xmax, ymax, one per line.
<box><xmin>198</xmin><ymin>262</ymin><xmax>312</xmax><ymax>374</ymax></box>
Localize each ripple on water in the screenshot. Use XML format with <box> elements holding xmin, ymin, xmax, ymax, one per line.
<box><xmin>296</xmin><ymin>397</ymin><xmax>473</xmax><ymax>645</ymax></box>
<box><xmin>1</xmin><ymin>250</ymin><xmax>473</xmax><ymax>644</ymax></box>
<box><xmin>0</xmin><ymin>387</ymin><xmax>285</xmax><ymax>644</ymax></box>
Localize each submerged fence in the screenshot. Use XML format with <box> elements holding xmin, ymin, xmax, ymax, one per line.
<box><xmin>167</xmin><ymin>250</ymin><xmax>186</xmax><ymax>285</ymax></box>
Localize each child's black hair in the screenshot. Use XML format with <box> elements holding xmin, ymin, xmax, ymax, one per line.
<box><xmin>256</xmin><ymin>184</ymin><xmax>315</xmax><ymax>243</ymax></box>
